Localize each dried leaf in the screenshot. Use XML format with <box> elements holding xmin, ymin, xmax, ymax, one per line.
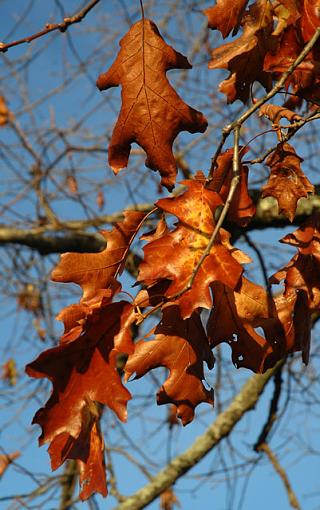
<box><xmin>204</xmin><ymin>0</ymin><xmax>249</xmax><ymax>38</ymax></box>
<box><xmin>208</xmin><ymin>0</ymin><xmax>274</xmax><ymax>103</ymax></box>
<box><xmin>52</xmin><ymin>210</ymin><xmax>146</xmax><ymax>306</ymax></box>
<box><xmin>96</xmin><ymin>190</ymin><xmax>105</xmax><ymax>210</ymax></box>
<box><xmin>259</xmin><ymin>104</ymin><xmax>302</xmax><ymax>126</ymax></box>
<box><xmin>271</xmin><ymin>214</ymin><xmax>320</xmax><ymax>311</ymax></box>
<box><xmin>167</xmin><ymin>405</ymin><xmax>180</xmax><ymax>429</ymax></box>
<box><xmin>138</xmin><ymin>179</ymin><xmax>246</xmax><ymax>318</ymax></box>
<box><xmin>2</xmin><ymin>358</ymin><xmax>17</xmax><ymax>386</ymax></box>
<box><xmin>125</xmin><ymin>305</ymin><xmax>214</xmax><ymax>425</ymax></box>
<box><xmin>0</xmin><ymin>95</ymin><xmax>11</xmax><ymax>126</ymax></box>
<box><xmin>97</xmin><ymin>19</ymin><xmax>207</xmax><ymax>190</ymax></box>
<box><xmin>208</xmin><ymin>277</ymin><xmax>286</xmax><ymax>373</ymax></box>
<box><xmin>262</xmin><ymin>143</ymin><xmax>314</xmax><ymax>221</ymax></box>
<box><xmin>209</xmin><ymin>147</ymin><xmax>256</xmax><ymax>226</ymax></box>
<box><xmin>26</xmin><ymin>300</ymin><xmax>135</xmax><ymax>500</ymax></box>
<box><xmin>67</xmin><ymin>175</ymin><xmax>78</xmax><ymax>194</ymax></box>
<box><xmin>272</xmin><ymin>0</ymin><xmax>301</xmax><ymax>36</ymax></box>
<box><xmin>160</xmin><ymin>487</ymin><xmax>180</xmax><ymax>510</ymax></box>
<box><xmin>301</xmin><ymin>0</ymin><xmax>320</xmax><ymax>42</ymax></box>
<box><xmin>17</xmin><ymin>283</ymin><xmax>42</xmax><ymax>315</ymax></box>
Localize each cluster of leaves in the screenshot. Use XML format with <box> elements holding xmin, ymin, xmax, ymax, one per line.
<box><xmin>26</xmin><ymin>0</ymin><xmax>320</xmax><ymax>500</ymax></box>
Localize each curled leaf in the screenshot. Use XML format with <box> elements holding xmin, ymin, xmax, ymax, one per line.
<box><xmin>97</xmin><ymin>19</ymin><xmax>207</xmax><ymax>190</ymax></box>
<box><xmin>262</xmin><ymin>143</ymin><xmax>314</xmax><ymax>221</ymax></box>
<box><xmin>125</xmin><ymin>305</ymin><xmax>214</xmax><ymax>425</ymax></box>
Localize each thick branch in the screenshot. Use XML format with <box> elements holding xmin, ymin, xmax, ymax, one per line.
<box><xmin>0</xmin><ymin>190</ymin><xmax>319</xmax><ymax>254</ymax></box>
<box><xmin>0</xmin><ymin>227</ymin><xmax>105</xmax><ymax>254</ymax></box>
<box><xmin>112</xmin><ymin>363</ymin><xmax>281</xmax><ymax>510</ymax></box>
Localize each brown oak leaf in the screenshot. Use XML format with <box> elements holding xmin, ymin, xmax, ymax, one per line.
<box><xmin>274</xmin><ymin>289</ymin><xmax>312</xmax><ymax>364</ymax></box>
<box><xmin>26</xmin><ymin>300</ymin><xmax>135</xmax><ymax>500</ymax></box>
<box><xmin>125</xmin><ymin>305</ymin><xmax>214</xmax><ymax>425</ymax></box>
<box><xmin>138</xmin><ymin>179</ymin><xmax>247</xmax><ymax>318</ymax></box>
<box><xmin>97</xmin><ymin>19</ymin><xmax>208</xmax><ymax>190</ymax></box>
<box><xmin>272</xmin><ymin>0</ymin><xmax>301</xmax><ymax>37</ymax></box>
<box><xmin>208</xmin><ymin>277</ymin><xmax>286</xmax><ymax>373</ymax></box>
<box><xmin>203</xmin><ymin>0</ymin><xmax>249</xmax><ymax>38</ymax></box>
<box><xmin>264</xmin><ymin>26</ymin><xmax>315</xmax><ymax>93</ymax></box>
<box><xmin>261</xmin><ymin>143</ymin><xmax>314</xmax><ymax>221</ymax></box>
<box><xmin>301</xmin><ymin>0</ymin><xmax>320</xmax><ymax>42</ymax></box>
<box><xmin>209</xmin><ymin>147</ymin><xmax>256</xmax><ymax>226</ymax></box>
<box><xmin>160</xmin><ymin>487</ymin><xmax>180</xmax><ymax>510</ymax></box>
<box><xmin>208</xmin><ymin>0</ymin><xmax>274</xmax><ymax>103</ymax></box>
<box><xmin>259</xmin><ymin>104</ymin><xmax>302</xmax><ymax>127</ymax></box>
<box><xmin>271</xmin><ymin>214</ymin><xmax>320</xmax><ymax>311</ymax></box>
<box><xmin>0</xmin><ymin>95</ymin><xmax>12</xmax><ymax>126</ymax></box>
<box><xmin>52</xmin><ymin>210</ymin><xmax>146</xmax><ymax>307</ymax></box>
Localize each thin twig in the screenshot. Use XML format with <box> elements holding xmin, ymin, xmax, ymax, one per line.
<box><xmin>0</xmin><ymin>0</ymin><xmax>101</xmax><ymax>52</ymax></box>
<box><xmin>258</xmin><ymin>443</ymin><xmax>301</xmax><ymax>510</ymax></box>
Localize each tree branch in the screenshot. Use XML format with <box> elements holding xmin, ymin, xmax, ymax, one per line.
<box><xmin>0</xmin><ymin>0</ymin><xmax>101</xmax><ymax>53</ymax></box>
<box><xmin>258</xmin><ymin>443</ymin><xmax>301</xmax><ymax>510</ymax></box>
<box><xmin>1</xmin><ymin>188</ymin><xmax>319</xmax><ymax>254</ymax></box>
<box><xmin>0</xmin><ymin>227</ymin><xmax>106</xmax><ymax>254</ymax></box>
<box><xmin>112</xmin><ymin>362</ymin><xmax>282</xmax><ymax>510</ymax></box>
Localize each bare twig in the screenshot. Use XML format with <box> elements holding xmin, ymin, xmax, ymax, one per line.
<box><xmin>258</xmin><ymin>443</ymin><xmax>301</xmax><ymax>510</ymax></box>
<box><xmin>0</xmin><ymin>0</ymin><xmax>101</xmax><ymax>53</ymax></box>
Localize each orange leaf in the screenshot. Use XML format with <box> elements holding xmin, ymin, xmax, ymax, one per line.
<box><xmin>96</xmin><ymin>19</ymin><xmax>208</xmax><ymax>190</ymax></box>
<box><xmin>0</xmin><ymin>95</ymin><xmax>12</xmax><ymax>126</ymax></box>
<box><xmin>26</xmin><ymin>300</ymin><xmax>135</xmax><ymax>500</ymax></box>
<box><xmin>208</xmin><ymin>0</ymin><xmax>274</xmax><ymax>103</ymax></box>
<box><xmin>301</xmin><ymin>0</ymin><xmax>320</xmax><ymax>42</ymax></box>
<box><xmin>259</xmin><ymin>104</ymin><xmax>302</xmax><ymax>126</ymax></box>
<box><xmin>138</xmin><ymin>179</ymin><xmax>247</xmax><ymax>318</ymax></box>
<box><xmin>203</xmin><ymin>0</ymin><xmax>249</xmax><ymax>38</ymax></box>
<box><xmin>209</xmin><ymin>147</ymin><xmax>256</xmax><ymax>226</ymax></box>
<box><xmin>125</xmin><ymin>305</ymin><xmax>214</xmax><ymax>425</ymax></box>
<box><xmin>271</xmin><ymin>214</ymin><xmax>320</xmax><ymax>310</ymax></box>
<box><xmin>262</xmin><ymin>143</ymin><xmax>314</xmax><ymax>221</ymax></box>
<box><xmin>52</xmin><ymin>210</ymin><xmax>146</xmax><ymax>306</ymax></box>
<box><xmin>208</xmin><ymin>277</ymin><xmax>286</xmax><ymax>373</ymax></box>
<box><xmin>160</xmin><ymin>487</ymin><xmax>180</xmax><ymax>510</ymax></box>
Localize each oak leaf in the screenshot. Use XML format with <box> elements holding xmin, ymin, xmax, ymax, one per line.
<box><xmin>203</xmin><ymin>0</ymin><xmax>249</xmax><ymax>38</ymax></box>
<box><xmin>271</xmin><ymin>214</ymin><xmax>320</xmax><ymax>311</ymax></box>
<box><xmin>259</xmin><ymin>104</ymin><xmax>302</xmax><ymax>127</ymax></box>
<box><xmin>97</xmin><ymin>19</ymin><xmax>208</xmax><ymax>190</ymax></box>
<box><xmin>160</xmin><ymin>487</ymin><xmax>180</xmax><ymax>510</ymax></box>
<box><xmin>207</xmin><ymin>277</ymin><xmax>286</xmax><ymax>373</ymax></box>
<box><xmin>261</xmin><ymin>143</ymin><xmax>314</xmax><ymax>221</ymax></box>
<box><xmin>263</xmin><ymin>26</ymin><xmax>315</xmax><ymax>92</ymax></box>
<box><xmin>208</xmin><ymin>0</ymin><xmax>274</xmax><ymax>103</ymax></box>
<box><xmin>301</xmin><ymin>0</ymin><xmax>320</xmax><ymax>42</ymax></box>
<box><xmin>125</xmin><ymin>305</ymin><xmax>214</xmax><ymax>425</ymax></box>
<box><xmin>274</xmin><ymin>289</ymin><xmax>311</xmax><ymax>364</ymax></box>
<box><xmin>26</xmin><ymin>300</ymin><xmax>135</xmax><ymax>500</ymax></box>
<box><xmin>0</xmin><ymin>95</ymin><xmax>11</xmax><ymax>126</ymax></box>
<box><xmin>209</xmin><ymin>147</ymin><xmax>256</xmax><ymax>226</ymax></box>
<box><xmin>52</xmin><ymin>210</ymin><xmax>146</xmax><ymax>307</ymax></box>
<box><xmin>272</xmin><ymin>0</ymin><xmax>301</xmax><ymax>37</ymax></box>
<box><xmin>138</xmin><ymin>179</ymin><xmax>247</xmax><ymax>318</ymax></box>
